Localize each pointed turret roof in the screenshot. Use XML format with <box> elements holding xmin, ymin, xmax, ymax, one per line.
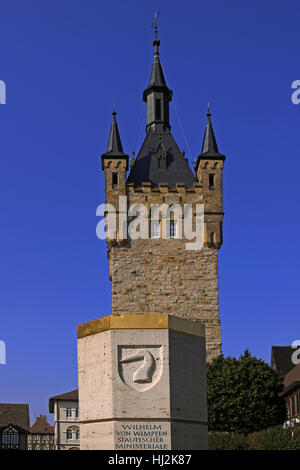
<box><xmin>195</xmin><ymin>106</ymin><xmax>225</xmax><ymax>172</ymax></box>
<box><xmin>101</xmin><ymin>111</ymin><xmax>128</xmax><ymax>170</ymax></box>
<box><xmin>201</xmin><ymin>105</ymin><xmax>224</xmax><ymax>157</ymax></box>
<box><xmin>105</xmin><ymin>111</ymin><xmax>126</xmax><ymax>155</ymax></box>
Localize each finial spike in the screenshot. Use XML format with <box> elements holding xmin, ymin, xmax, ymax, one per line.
<box><xmin>151</xmin><ymin>11</ymin><xmax>160</xmax><ymax>52</ymax></box>
<box><xmin>151</xmin><ymin>11</ymin><xmax>160</xmax><ymax>35</ymax></box>
<box><xmin>112</xmin><ymin>102</ymin><xmax>116</xmax><ymax>116</ymax></box>
<box><xmin>207</xmin><ymin>102</ymin><xmax>211</xmax><ymax>116</ymax></box>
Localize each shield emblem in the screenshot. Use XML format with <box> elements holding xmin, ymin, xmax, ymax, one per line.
<box><xmin>118</xmin><ymin>345</ymin><xmax>163</xmax><ymax>392</ymax></box>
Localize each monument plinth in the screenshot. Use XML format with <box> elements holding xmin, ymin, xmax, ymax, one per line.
<box><xmin>77</xmin><ymin>314</ymin><xmax>208</xmax><ymax>450</ymax></box>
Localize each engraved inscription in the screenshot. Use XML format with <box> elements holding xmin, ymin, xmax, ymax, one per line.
<box><xmin>115</xmin><ymin>423</ymin><xmax>169</xmax><ymax>450</ymax></box>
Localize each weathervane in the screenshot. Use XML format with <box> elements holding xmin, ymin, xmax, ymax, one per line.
<box><xmin>151</xmin><ymin>11</ymin><xmax>160</xmax><ymax>41</ymax></box>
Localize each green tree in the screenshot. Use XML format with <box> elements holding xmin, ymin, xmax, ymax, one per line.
<box><xmin>207</xmin><ymin>350</ymin><xmax>286</xmax><ymax>434</ymax></box>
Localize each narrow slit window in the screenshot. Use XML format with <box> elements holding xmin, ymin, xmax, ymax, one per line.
<box><xmin>151</xmin><ymin>220</ymin><xmax>160</xmax><ymax>239</ymax></box>
<box><xmin>112</xmin><ymin>172</ymin><xmax>118</xmax><ymax>188</ymax></box>
<box><xmin>209</xmin><ymin>173</ymin><xmax>215</xmax><ymax>188</ymax></box>
<box><xmin>169</xmin><ymin>220</ymin><xmax>177</xmax><ymax>239</ymax></box>
<box><xmin>155</xmin><ymin>99</ymin><xmax>162</xmax><ymax>121</ymax></box>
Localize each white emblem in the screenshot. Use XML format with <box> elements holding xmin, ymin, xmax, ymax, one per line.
<box><xmin>118</xmin><ymin>345</ymin><xmax>163</xmax><ymax>392</ymax></box>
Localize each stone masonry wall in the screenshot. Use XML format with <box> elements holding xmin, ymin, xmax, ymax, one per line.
<box><xmin>111</xmin><ymin>241</ymin><xmax>221</xmax><ymax>363</ymax></box>
<box><xmin>104</xmin><ymin>174</ymin><xmax>223</xmax><ymax>363</ymax></box>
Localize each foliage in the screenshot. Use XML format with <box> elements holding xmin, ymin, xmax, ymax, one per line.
<box><xmin>247</xmin><ymin>425</ymin><xmax>300</xmax><ymax>450</ymax></box>
<box><xmin>207</xmin><ymin>350</ymin><xmax>286</xmax><ymax>434</ymax></box>
<box><xmin>208</xmin><ymin>432</ymin><xmax>247</xmax><ymax>450</ymax></box>
<box><xmin>208</xmin><ymin>425</ymin><xmax>300</xmax><ymax>450</ymax></box>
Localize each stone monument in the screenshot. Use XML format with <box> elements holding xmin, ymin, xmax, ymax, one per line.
<box><xmin>77</xmin><ymin>314</ymin><xmax>207</xmax><ymax>450</ymax></box>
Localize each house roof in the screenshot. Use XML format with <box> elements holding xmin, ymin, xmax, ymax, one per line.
<box><xmin>270</xmin><ymin>346</ymin><xmax>296</xmax><ymax>376</ymax></box>
<box><xmin>283</xmin><ymin>362</ymin><xmax>300</xmax><ymax>390</ymax></box>
<box><xmin>0</xmin><ymin>404</ymin><xmax>30</xmax><ymax>431</ymax></box>
<box><xmin>49</xmin><ymin>389</ymin><xmax>78</xmax><ymax>413</ymax></box>
<box><xmin>30</xmin><ymin>415</ymin><xmax>54</xmax><ymax>435</ymax></box>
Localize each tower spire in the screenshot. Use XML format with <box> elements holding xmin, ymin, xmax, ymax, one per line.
<box><xmin>143</xmin><ymin>14</ymin><xmax>173</xmax><ymax>132</ymax></box>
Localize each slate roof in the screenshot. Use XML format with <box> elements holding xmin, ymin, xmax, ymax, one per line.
<box><xmin>195</xmin><ymin>110</ymin><xmax>225</xmax><ymax>172</ymax></box>
<box><xmin>201</xmin><ymin>113</ymin><xmax>225</xmax><ymax>158</ymax></box>
<box><xmin>0</xmin><ymin>404</ymin><xmax>30</xmax><ymax>431</ymax></box>
<box><xmin>271</xmin><ymin>346</ymin><xmax>296</xmax><ymax>376</ymax></box>
<box><xmin>101</xmin><ymin>112</ymin><xmax>128</xmax><ymax>170</ymax></box>
<box><xmin>103</xmin><ymin>112</ymin><xmax>126</xmax><ymax>156</ymax></box>
<box><xmin>127</xmin><ymin>129</ymin><xmax>195</xmax><ymax>188</ymax></box>
<box><xmin>142</xmin><ymin>41</ymin><xmax>172</xmax><ymax>102</ymax></box>
<box><xmin>49</xmin><ymin>389</ymin><xmax>78</xmax><ymax>413</ymax></box>
<box><xmin>128</xmin><ymin>35</ymin><xmax>193</xmax><ymax>188</ymax></box>
<box><xmin>30</xmin><ymin>415</ymin><xmax>54</xmax><ymax>435</ymax></box>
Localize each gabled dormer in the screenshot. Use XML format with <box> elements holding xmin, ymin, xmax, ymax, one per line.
<box><xmin>154</xmin><ymin>141</ymin><xmax>167</xmax><ymax>170</ymax></box>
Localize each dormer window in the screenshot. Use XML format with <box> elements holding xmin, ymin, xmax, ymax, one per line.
<box><xmin>154</xmin><ymin>143</ymin><xmax>166</xmax><ymax>170</ymax></box>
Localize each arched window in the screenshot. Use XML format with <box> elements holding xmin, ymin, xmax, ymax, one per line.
<box><xmin>168</xmin><ymin>220</ymin><xmax>177</xmax><ymax>239</ymax></box>
<box><xmin>151</xmin><ymin>220</ymin><xmax>160</xmax><ymax>239</ymax></box>
<box><xmin>66</xmin><ymin>426</ymin><xmax>80</xmax><ymax>441</ymax></box>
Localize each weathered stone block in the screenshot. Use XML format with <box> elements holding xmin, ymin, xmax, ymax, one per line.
<box><xmin>77</xmin><ymin>314</ymin><xmax>208</xmax><ymax>450</ymax></box>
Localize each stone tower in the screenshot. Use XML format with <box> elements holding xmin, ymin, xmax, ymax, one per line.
<box><xmin>101</xmin><ymin>35</ymin><xmax>225</xmax><ymax>363</ymax></box>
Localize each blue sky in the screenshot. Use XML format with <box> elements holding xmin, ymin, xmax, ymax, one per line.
<box><xmin>0</xmin><ymin>0</ymin><xmax>300</xmax><ymax>424</ymax></box>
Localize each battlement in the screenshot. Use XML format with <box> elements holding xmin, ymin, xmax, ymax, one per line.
<box><xmin>127</xmin><ymin>181</ymin><xmax>202</xmax><ymax>194</ymax></box>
